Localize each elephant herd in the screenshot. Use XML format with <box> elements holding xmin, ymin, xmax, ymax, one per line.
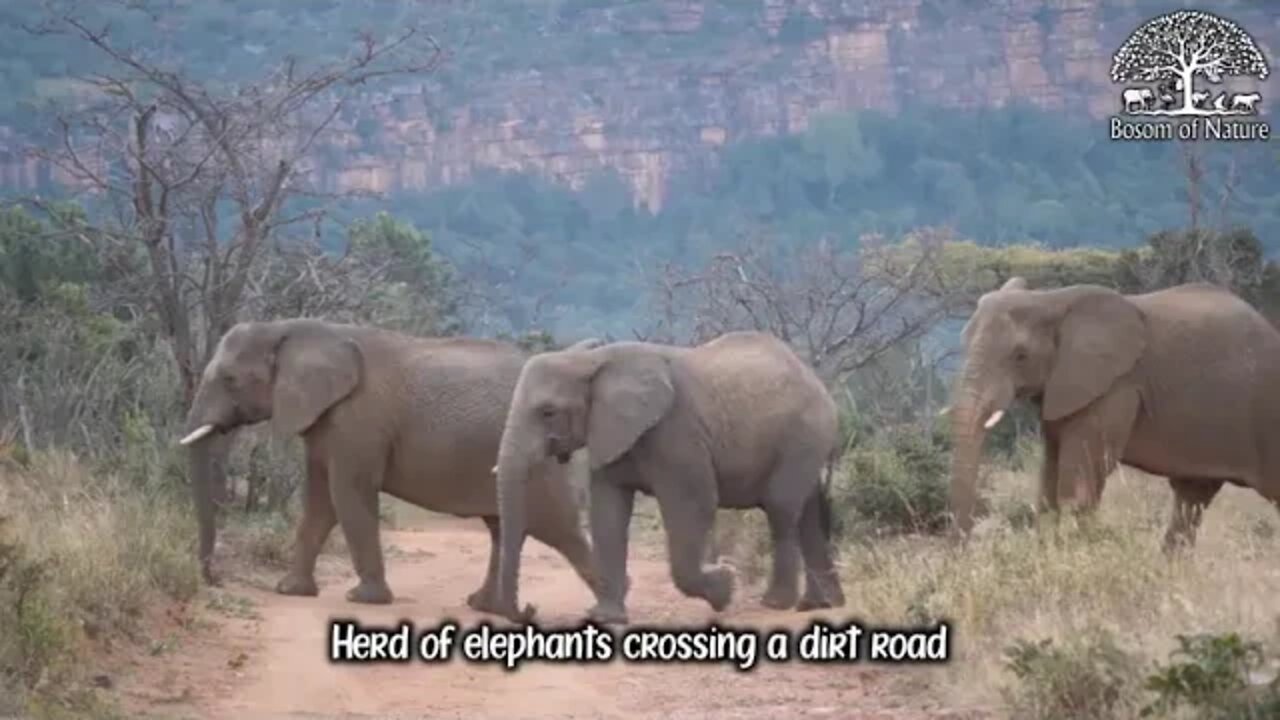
<box><xmin>178</xmin><ymin>278</ymin><xmax>1280</xmax><ymax>625</ymax></box>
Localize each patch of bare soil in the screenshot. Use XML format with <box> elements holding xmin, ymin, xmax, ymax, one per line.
<box><xmin>110</xmin><ymin>514</ymin><xmax>990</xmax><ymax>720</ymax></box>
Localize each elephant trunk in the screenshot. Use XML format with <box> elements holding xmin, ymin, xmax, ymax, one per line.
<box><xmin>947</xmin><ymin>349</ymin><xmax>1013</xmax><ymax>538</ymax></box>
<box><xmin>494</xmin><ymin>393</ymin><xmax>541</xmax><ymax>622</ymax></box>
<box><xmin>186</xmin><ymin>435</ymin><xmax>220</xmax><ymax>584</ymax></box>
<box><xmin>181</xmin><ymin>377</ymin><xmax>234</xmax><ymax>585</ymax></box>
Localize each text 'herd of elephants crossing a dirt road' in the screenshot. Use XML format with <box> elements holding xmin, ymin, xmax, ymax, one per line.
<box><xmin>327</xmin><ymin>619</ymin><xmax>953</xmax><ymax>670</ymax></box>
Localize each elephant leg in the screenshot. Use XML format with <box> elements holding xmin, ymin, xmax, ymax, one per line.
<box><xmin>466</xmin><ymin>516</ymin><xmax>503</xmax><ymax>612</ymax></box>
<box><xmin>329</xmin><ymin>454</ymin><xmax>392</xmax><ymax>605</ymax></box>
<box><xmin>528</xmin><ymin>464</ymin><xmax>611</xmax><ymax>603</ymax></box>
<box><xmin>277</xmin><ymin>445</ymin><xmax>338</xmax><ymax>597</ymax></box>
<box><xmin>649</xmin><ymin>460</ymin><xmax>733</xmax><ymax>614</ymax></box>
<box><xmin>760</xmin><ymin>502</ymin><xmax>802</xmax><ymax>610</ymax></box>
<box><xmin>1036</xmin><ymin>429</ymin><xmax>1060</xmax><ymax>515</ymax></box>
<box><xmin>763</xmin><ymin>447</ymin><xmax>831</xmax><ymax>611</ymax></box>
<box><xmin>1055</xmin><ymin>388</ymin><xmax>1138</xmax><ymax>515</ymax></box>
<box><xmin>1162</xmin><ymin>477</ymin><xmax>1223</xmax><ymax>553</ymax></box>
<box><xmin>530</xmin><ymin>515</ymin><xmax>603</xmax><ymax>605</ymax></box>
<box><xmin>586</xmin><ymin>477</ymin><xmax>635</xmax><ymax>625</ymax></box>
<box><xmin>797</xmin><ymin>487</ymin><xmax>844</xmax><ymax>611</ymax></box>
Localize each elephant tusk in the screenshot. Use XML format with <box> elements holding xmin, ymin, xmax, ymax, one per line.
<box><xmin>983</xmin><ymin>409</ymin><xmax>1005</xmax><ymax>429</ymax></box>
<box><xmin>937</xmin><ymin>406</ymin><xmax>951</xmax><ymax>417</ymax></box>
<box><xmin>491</xmin><ymin>465</ymin><xmax>498</xmax><ymax>475</ymax></box>
<box><xmin>179</xmin><ymin>424</ymin><xmax>215</xmax><ymax>446</ymax></box>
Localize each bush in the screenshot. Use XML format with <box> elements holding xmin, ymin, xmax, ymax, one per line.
<box><xmin>831</xmin><ymin>422</ymin><xmax>951</xmax><ymax>538</ymax></box>
<box><xmin>1141</xmin><ymin>632</ymin><xmax>1280</xmax><ymax>719</ymax></box>
<box><xmin>1002</xmin><ymin>630</ymin><xmax>1142</xmax><ymax>720</ymax></box>
<box><xmin>0</xmin><ymin>531</ymin><xmax>71</xmax><ymax>710</ymax></box>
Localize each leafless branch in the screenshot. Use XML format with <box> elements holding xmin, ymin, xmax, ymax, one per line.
<box><xmin>639</xmin><ymin>230</ymin><xmax>963</xmax><ymax>386</ymax></box>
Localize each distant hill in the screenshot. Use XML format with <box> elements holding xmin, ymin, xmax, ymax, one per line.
<box><xmin>1</xmin><ymin>1</ymin><xmax>1277</xmax><ymax>336</ymax></box>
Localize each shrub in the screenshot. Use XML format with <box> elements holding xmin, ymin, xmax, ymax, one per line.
<box><xmin>1001</xmin><ymin>630</ymin><xmax>1141</xmax><ymax>720</ymax></box>
<box><xmin>1141</xmin><ymin>632</ymin><xmax>1280</xmax><ymax>719</ymax></box>
<box><xmin>830</xmin><ymin>422</ymin><xmax>951</xmax><ymax>538</ymax></box>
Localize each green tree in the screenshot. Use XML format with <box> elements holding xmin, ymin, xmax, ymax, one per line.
<box><xmin>346</xmin><ymin>212</ymin><xmax>461</xmax><ymax>336</ymax></box>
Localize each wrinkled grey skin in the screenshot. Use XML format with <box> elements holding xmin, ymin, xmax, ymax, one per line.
<box><xmin>948</xmin><ymin>277</ymin><xmax>1280</xmax><ymax>550</ymax></box>
<box><xmin>181</xmin><ymin>318</ymin><xmax>607</xmax><ymax>610</ymax></box>
<box><xmin>491</xmin><ymin>330</ymin><xmax>844</xmax><ymax>625</ymax></box>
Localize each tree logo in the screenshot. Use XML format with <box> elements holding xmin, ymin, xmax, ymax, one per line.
<box><xmin>1108</xmin><ymin>10</ymin><xmax>1270</xmax><ymax>142</ymax></box>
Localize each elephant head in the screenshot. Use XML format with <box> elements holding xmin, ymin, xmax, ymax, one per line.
<box><xmin>493</xmin><ymin>342</ymin><xmax>674</xmax><ymax>619</ymax></box>
<box><xmin>947</xmin><ymin>277</ymin><xmax>1146</xmax><ymax>535</ymax></box>
<box><xmin>178</xmin><ymin>319</ymin><xmax>363</xmax><ymax>582</ymax></box>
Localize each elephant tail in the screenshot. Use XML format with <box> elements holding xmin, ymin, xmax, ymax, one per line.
<box><xmin>818</xmin><ymin>455</ymin><xmax>836</xmax><ymax>542</ymax></box>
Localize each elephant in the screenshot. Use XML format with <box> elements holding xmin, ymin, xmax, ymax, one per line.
<box><xmin>178</xmin><ymin>318</ymin><xmax>609</xmax><ymax>610</ymax></box>
<box><xmin>946</xmin><ymin>277</ymin><xmax>1280</xmax><ymax>551</ymax></box>
<box><xmin>489</xmin><ymin>330</ymin><xmax>844</xmax><ymax>625</ymax></box>
<box><xmin>1123</xmin><ymin>87</ymin><xmax>1153</xmax><ymax>113</ymax></box>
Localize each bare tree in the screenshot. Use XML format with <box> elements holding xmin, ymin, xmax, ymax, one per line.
<box><xmin>1178</xmin><ymin>139</ymin><xmax>1205</xmax><ymax>232</ymax></box>
<box><xmin>25</xmin><ymin>5</ymin><xmax>443</xmax><ymax>408</ymax></box>
<box><xmin>638</xmin><ymin>228</ymin><xmax>962</xmax><ymax>386</ymax></box>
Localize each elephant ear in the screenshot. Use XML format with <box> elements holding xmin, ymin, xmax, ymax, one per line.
<box><xmin>1042</xmin><ymin>291</ymin><xmax>1146</xmax><ymax>422</ymax></box>
<box><xmin>586</xmin><ymin>350</ymin><xmax>675</xmax><ymax>471</ymax></box>
<box><xmin>272</xmin><ymin>324</ymin><xmax>364</xmax><ymax>436</ymax></box>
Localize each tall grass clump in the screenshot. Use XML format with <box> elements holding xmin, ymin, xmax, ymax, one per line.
<box><xmin>0</xmin><ymin>448</ymin><xmax>200</xmax><ymax>716</ymax></box>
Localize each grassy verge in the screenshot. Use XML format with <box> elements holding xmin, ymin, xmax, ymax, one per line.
<box><xmin>0</xmin><ymin>450</ymin><xmax>201</xmax><ymax>718</ymax></box>
<box><xmin>840</xmin><ymin>465</ymin><xmax>1280</xmax><ymax>717</ymax></box>
<box><xmin>712</xmin><ymin>434</ymin><xmax>1280</xmax><ymax>718</ymax></box>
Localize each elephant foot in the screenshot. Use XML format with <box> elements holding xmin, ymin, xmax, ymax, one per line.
<box><xmin>275</xmin><ymin>573</ymin><xmax>320</xmax><ymax>597</ymax></box>
<box><xmin>592</xmin><ymin>574</ymin><xmax>632</xmax><ymax>602</ymax></box>
<box><xmin>467</xmin><ymin>587</ymin><xmax>533</xmax><ymax>622</ymax></box>
<box><xmin>704</xmin><ymin>566</ymin><xmax>734</xmax><ymax>613</ymax></box>
<box><xmin>498</xmin><ymin>602</ymin><xmax>537</xmax><ymax>624</ymax></box>
<box><xmin>797</xmin><ymin>587</ymin><xmax>846</xmax><ymax>611</ymax></box>
<box><xmin>760</xmin><ymin>585</ymin><xmax>799</xmax><ymax>611</ymax></box>
<box><xmin>1161</xmin><ymin>533</ymin><xmax>1196</xmax><ymax>556</ymax></box>
<box><xmin>201</xmin><ymin>560</ymin><xmax>221</xmax><ymax>587</ymax></box>
<box><xmin>345</xmin><ymin>580</ymin><xmax>394</xmax><ymax>605</ymax></box>
<box><xmin>798</xmin><ymin>573</ymin><xmax>846</xmax><ymax>611</ymax></box>
<box><xmin>796</xmin><ymin>595</ymin><xmax>831</xmax><ymax>612</ymax></box>
<box><xmin>587</xmin><ymin>601</ymin><xmax>629</xmax><ymax>626</ymax></box>
<box><xmin>466</xmin><ymin>586</ymin><xmax>499</xmax><ymax>613</ymax></box>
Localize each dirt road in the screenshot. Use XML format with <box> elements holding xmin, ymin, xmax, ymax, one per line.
<box><xmin>116</xmin><ymin>512</ymin><xmax>983</xmax><ymax>720</ymax></box>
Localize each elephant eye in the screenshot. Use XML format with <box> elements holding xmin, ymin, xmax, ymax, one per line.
<box><xmin>1013</xmin><ymin>348</ymin><xmax>1029</xmax><ymax>363</ymax></box>
<box><xmin>538</xmin><ymin>405</ymin><xmax>556</xmax><ymax>419</ymax></box>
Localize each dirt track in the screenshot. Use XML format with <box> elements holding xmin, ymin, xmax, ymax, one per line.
<box><xmin>116</xmin><ymin>512</ymin><xmax>985</xmax><ymax>720</ymax></box>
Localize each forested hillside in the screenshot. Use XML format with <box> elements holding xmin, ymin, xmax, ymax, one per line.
<box><xmin>2</xmin><ymin>0</ymin><xmax>1278</xmax><ymax>337</ymax></box>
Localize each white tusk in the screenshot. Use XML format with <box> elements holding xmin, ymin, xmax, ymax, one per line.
<box><xmin>937</xmin><ymin>406</ymin><xmax>951</xmax><ymax>417</ymax></box>
<box><xmin>983</xmin><ymin>409</ymin><xmax>1005</xmax><ymax>429</ymax></box>
<box><xmin>491</xmin><ymin>465</ymin><xmax>498</xmax><ymax>475</ymax></box>
<box><xmin>178</xmin><ymin>424</ymin><xmax>215</xmax><ymax>446</ymax></box>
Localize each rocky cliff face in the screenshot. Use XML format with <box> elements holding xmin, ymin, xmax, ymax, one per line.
<box><xmin>9</xmin><ymin>1</ymin><xmax>1279</xmax><ymax>212</ymax></box>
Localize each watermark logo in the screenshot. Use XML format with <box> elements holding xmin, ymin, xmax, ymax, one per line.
<box><xmin>1108</xmin><ymin>9</ymin><xmax>1270</xmax><ymax>142</ymax></box>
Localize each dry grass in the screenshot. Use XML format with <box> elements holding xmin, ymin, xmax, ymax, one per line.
<box><xmin>0</xmin><ymin>449</ymin><xmax>201</xmax><ymax>717</ymax></box>
<box><xmin>697</xmin><ymin>434</ymin><xmax>1280</xmax><ymax>716</ymax></box>
<box><xmin>827</xmin><ymin>458</ymin><xmax>1280</xmax><ymax>715</ymax></box>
